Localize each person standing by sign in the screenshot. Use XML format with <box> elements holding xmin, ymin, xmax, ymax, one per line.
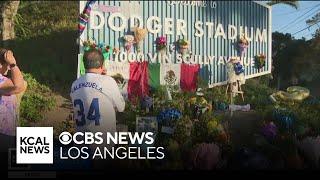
<box><xmin>70</xmin><ymin>48</ymin><xmax>125</xmax><ymax>149</ymax></box>
<box><xmin>0</xmin><ymin>49</ymin><xmax>26</xmax><ymax>151</ymax></box>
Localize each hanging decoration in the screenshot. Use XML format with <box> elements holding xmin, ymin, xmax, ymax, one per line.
<box><xmin>238</xmin><ymin>34</ymin><xmax>249</xmax><ymax>56</ymax></box>
<box><xmin>177</xmin><ymin>39</ymin><xmax>190</xmax><ymax>54</ymax></box>
<box><xmin>82</xmin><ymin>39</ymin><xmax>112</xmax><ymax>60</ymax></box>
<box><xmin>79</xmin><ymin>0</ymin><xmax>96</xmax><ymax>36</ymax></box>
<box><xmin>97</xmin><ymin>43</ymin><xmax>113</xmax><ymax>60</ymax></box>
<box><xmin>155</xmin><ymin>36</ymin><xmax>167</xmax><ymax>55</ymax></box>
<box><xmin>177</xmin><ymin>39</ymin><xmax>192</xmax><ymax>61</ymax></box>
<box><xmin>123</xmin><ymin>35</ymin><xmax>135</xmax><ymax>52</ymax></box>
<box><xmin>103</xmin><ymin>45</ymin><xmax>113</xmax><ymax>60</ymax></box>
<box><xmin>134</xmin><ymin>27</ymin><xmax>148</xmax><ymax>52</ymax></box>
<box><xmin>255</xmin><ymin>54</ymin><xmax>266</xmax><ymax>69</ymax></box>
<box><xmin>82</xmin><ymin>39</ymin><xmax>96</xmax><ymax>51</ymax></box>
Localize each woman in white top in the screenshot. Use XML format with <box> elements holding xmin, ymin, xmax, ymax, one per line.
<box><xmin>0</xmin><ymin>49</ymin><xmax>26</xmax><ymax>137</ymax></box>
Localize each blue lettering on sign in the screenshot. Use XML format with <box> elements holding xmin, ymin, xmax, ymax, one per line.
<box><xmin>72</xmin><ymin>82</ymin><xmax>103</xmax><ymax>93</ymax></box>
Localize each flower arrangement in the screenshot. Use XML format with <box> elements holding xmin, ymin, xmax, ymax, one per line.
<box><xmin>157</xmin><ymin>108</ymin><xmax>182</xmax><ymax>127</ymax></box>
<box><xmin>238</xmin><ymin>35</ymin><xmax>249</xmax><ymax>56</ymax></box>
<box><xmin>155</xmin><ymin>36</ymin><xmax>167</xmax><ymax>53</ymax></box>
<box><xmin>177</xmin><ymin>39</ymin><xmax>189</xmax><ymax>54</ymax></box>
<box><xmin>255</xmin><ymin>54</ymin><xmax>266</xmax><ymax>69</ymax></box>
<box><xmin>111</xmin><ymin>73</ymin><xmax>124</xmax><ymax>84</ymax></box>
<box><xmin>134</xmin><ymin>27</ymin><xmax>148</xmax><ymax>52</ymax></box>
<box><xmin>82</xmin><ymin>41</ymin><xmax>113</xmax><ymax>60</ymax></box>
<box><xmin>82</xmin><ymin>39</ymin><xmax>96</xmax><ymax>51</ymax></box>
<box><xmin>178</xmin><ymin>39</ymin><xmax>189</xmax><ymax>48</ymax></box>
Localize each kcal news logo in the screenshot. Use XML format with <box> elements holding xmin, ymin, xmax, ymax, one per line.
<box><xmin>16</xmin><ymin>127</ymin><xmax>53</xmax><ymax>164</ymax></box>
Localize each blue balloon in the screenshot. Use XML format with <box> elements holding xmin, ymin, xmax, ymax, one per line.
<box><xmin>234</xmin><ymin>62</ymin><xmax>245</xmax><ymax>75</ymax></box>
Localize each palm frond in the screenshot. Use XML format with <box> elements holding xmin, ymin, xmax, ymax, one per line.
<box><xmin>267</xmin><ymin>0</ymin><xmax>299</xmax><ymax>9</ymax></box>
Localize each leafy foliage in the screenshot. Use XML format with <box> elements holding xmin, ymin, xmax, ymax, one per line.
<box><xmin>272</xmin><ymin>31</ymin><xmax>320</xmax><ymax>88</ymax></box>
<box><xmin>20</xmin><ymin>73</ymin><xmax>56</xmax><ymax>122</ymax></box>
<box><xmin>10</xmin><ymin>1</ymin><xmax>79</xmax><ymax>96</ymax></box>
<box><xmin>15</xmin><ymin>1</ymin><xmax>78</xmax><ymax>39</ymax></box>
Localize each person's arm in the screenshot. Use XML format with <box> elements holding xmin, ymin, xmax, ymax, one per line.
<box><xmin>0</xmin><ymin>50</ymin><xmax>25</xmax><ymax>95</ymax></box>
<box><xmin>110</xmin><ymin>78</ymin><xmax>125</xmax><ymax>112</ymax></box>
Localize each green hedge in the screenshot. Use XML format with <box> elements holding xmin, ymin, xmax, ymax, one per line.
<box><xmin>20</xmin><ymin>73</ymin><xmax>56</xmax><ymax>123</ymax></box>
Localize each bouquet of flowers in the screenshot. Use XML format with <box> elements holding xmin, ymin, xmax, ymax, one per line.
<box><xmin>134</xmin><ymin>27</ymin><xmax>148</xmax><ymax>52</ymax></box>
<box><xmin>177</xmin><ymin>39</ymin><xmax>189</xmax><ymax>54</ymax></box>
<box><xmin>82</xmin><ymin>39</ymin><xmax>96</xmax><ymax>51</ymax></box>
<box><xmin>157</xmin><ymin>108</ymin><xmax>182</xmax><ymax>127</ymax></box>
<box><xmin>255</xmin><ymin>54</ymin><xmax>266</xmax><ymax>69</ymax></box>
<box><xmin>156</xmin><ymin>36</ymin><xmax>167</xmax><ymax>54</ymax></box>
<box><xmin>238</xmin><ymin>35</ymin><xmax>249</xmax><ymax>56</ymax></box>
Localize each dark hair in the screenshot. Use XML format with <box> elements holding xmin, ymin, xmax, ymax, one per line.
<box><xmin>0</xmin><ymin>48</ymin><xmax>8</xmax><ymax>65</ymax></box>
<box><xmin>83</xmin><ymin>48</ymin><xmax>104</xmax><ymax>69</ymax></box>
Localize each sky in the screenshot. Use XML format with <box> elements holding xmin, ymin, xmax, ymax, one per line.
<box><xmin>269</xmin><ymin>1</ymin><xmax>320</xmax><ymax>40</ymax></box>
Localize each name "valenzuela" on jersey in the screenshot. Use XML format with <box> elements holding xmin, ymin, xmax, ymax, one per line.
<box><xmin>72</xmin><ymin>82</ymin><xmax>103</xmax><ymax>93</ymax></box>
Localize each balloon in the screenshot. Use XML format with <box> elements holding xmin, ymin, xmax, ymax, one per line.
<box><xmin>234</xmin><ymin>62</ymin><xmax>245</xmax><ymax>75</ymax></box>
<box><xmin>78</xmin><ymin>0</ymin><xmax>96</xmax><ymax>36</ymax></box>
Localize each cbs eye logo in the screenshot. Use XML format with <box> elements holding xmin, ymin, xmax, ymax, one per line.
<box><xmin>59</xmin><ymin>132</ymin><xmax>72</xmax><ymax>145</ymax></box>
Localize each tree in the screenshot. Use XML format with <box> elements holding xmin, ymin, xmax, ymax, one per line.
<box><xmin>0</xmin><ymin>1</ymin><xmax>20</xmax><ymax>45</ymax></box>
<box><xmin>267</xmin><ymin>0</ymin><xmax>299</xmax><ymax>9</ymax></box>
<box><xmin>268</xmin><ymin>0</ymin><xmax>299</xmax><ymax>89</ymax></box>
<box><xmin>306</xmin><ymin>12</ymin><xmax>320</xmax><ymax>27</ymax></box>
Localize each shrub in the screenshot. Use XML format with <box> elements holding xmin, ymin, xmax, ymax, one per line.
<box><xmin>243</xmin><ymin>78</ymin><xmax>276</xmax><ymax>111</ymax></box>
<box><xmin>19</xmin><ymin>73</ymin><xmax>56</xmax><ymax>123</ymax></box>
